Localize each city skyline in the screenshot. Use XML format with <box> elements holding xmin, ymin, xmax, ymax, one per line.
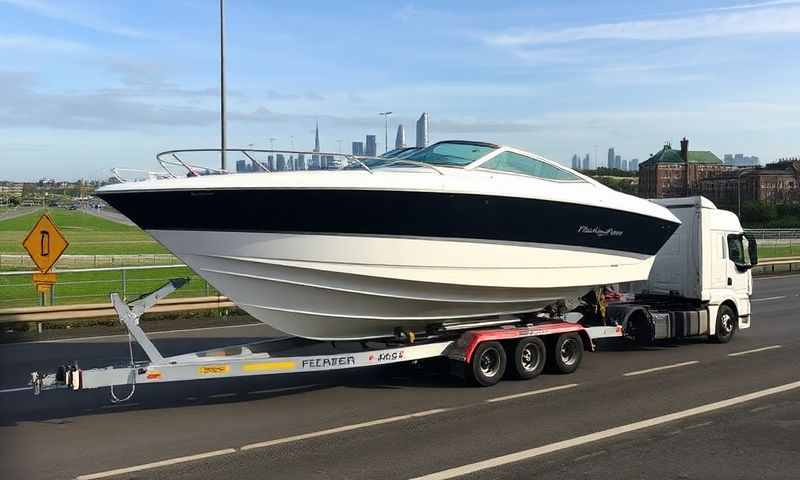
<box><xmin>2</xmin><ymin>1</ymin><xmax>799</xmax><ymax>181</ymax></box>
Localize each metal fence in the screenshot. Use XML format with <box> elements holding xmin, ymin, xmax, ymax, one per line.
<box><xmin>0</xmin><ymin>253</ymin><xmax>180</xmax><ymax>270</ymax></box>
<box><xmin>745</xmin><ymin>229</ymin><xmax>800</xmax><ymax>258</ymax></box>
<box><xmin>0</xmin><ymin>264</ymin><xmax>219</xmax><ymax>309</ymax></box>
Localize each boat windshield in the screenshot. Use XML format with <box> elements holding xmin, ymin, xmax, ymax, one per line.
<box><xmin>402</xmin><ymin>141</ymin><xmax>497</xmax><ymax>167</ymax></box>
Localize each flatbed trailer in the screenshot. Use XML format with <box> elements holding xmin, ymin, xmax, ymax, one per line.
<box><xmin>30</xmin><ymin>279</ymin><xmax>624</xmax><ymax>397</ymax></box>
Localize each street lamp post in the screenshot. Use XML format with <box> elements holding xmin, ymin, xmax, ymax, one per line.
<box><xmin>219</xmin><ymin>0</ymin><xmax>227</xmax><ymax>170</ymax></box>
<box><xmin>378</xmin><ymin>112</ymin><xmax>392</xmax><ymax>153</ymax></box>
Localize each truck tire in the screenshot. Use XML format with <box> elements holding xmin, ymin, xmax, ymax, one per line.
<box><xmin>466</xmin><ymin>341</ymin><xmax>507</xmax><ymax>387</ymax></box>
<box><xmin>511</xmin><ymin>337</ymin><xmax>546</xmax><ymax>380</ymax></box>
<box><xmin>548</xmin><ymin>333</ymin><xmax>583</xmax><ymax>374</ymax></box>
<box><xmin>712</xmin><ymin>305</ymin><xmax>736</xmax><ymax>343</ymax></box>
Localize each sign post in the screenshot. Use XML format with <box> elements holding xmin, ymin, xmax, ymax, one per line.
<box><xmin>22</xmin><ymin>214</ymin><xmax>69</xmax><ymax>309</ymax></box>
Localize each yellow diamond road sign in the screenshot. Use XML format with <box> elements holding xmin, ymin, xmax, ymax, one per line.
<box><xmin>23</xmin><ymin>214</ymin><xmax>69</xmax><ymax>274</ymax></box>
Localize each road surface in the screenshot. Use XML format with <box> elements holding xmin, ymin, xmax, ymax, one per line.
<box><xmin>1</xmin><ymin>275</ymin><xmax>798</xmax><ymax>480</ymax></box>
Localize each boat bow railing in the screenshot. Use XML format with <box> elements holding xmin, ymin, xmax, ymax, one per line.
<box><xmin>111</xmin><ymin>148</ymin><xmax>445</xmax><ymax>182</ymax></box>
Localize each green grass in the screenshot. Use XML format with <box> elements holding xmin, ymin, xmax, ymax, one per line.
<box><xmin>0</xmin><ymin>266</ymin><xmax>219</xmax><ymax>308</ymax></box>
<box><xmin>757</xmin><ymin>244</ymin><xmax>800</xmax><ymax>259</ymax></box>
<box><xmin>0</xmin><ymin>208</ymin><xmax>168</xmax><ymax>255</ymax></box>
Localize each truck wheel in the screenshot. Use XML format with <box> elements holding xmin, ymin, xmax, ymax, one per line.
<box><xmin>548</xmin><ymin>333</ymin><xmax>583</xmax><ymax>374</ymax></box>
<box><xmin>512</xmin><ymin>338</ymin><xmax>546</xmax><ymax>380</ymax></box>
<box><xmin>466</xmin><ymin>341</ymin><xmax>507</xmax><ymax>387</ymax></box>
<box><xmin>712</xmin><ymin>305</ymin><xmax>736</xmax><ymax>343</ymax></box>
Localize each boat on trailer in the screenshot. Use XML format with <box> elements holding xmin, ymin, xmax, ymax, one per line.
<box><xmin>96</xmin><ymin>141</ymin><xmax>680</xmax><ymax>340</ymax></box>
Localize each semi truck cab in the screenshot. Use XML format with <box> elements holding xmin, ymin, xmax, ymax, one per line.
<box><xmin>610</xmin><ymin>196</ymin><xmax>758</xmax><ymax>344</ymax></box>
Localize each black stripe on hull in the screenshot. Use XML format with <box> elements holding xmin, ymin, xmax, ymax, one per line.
<box><xmin>97</xmin><ymin>189</ymin><xmax>679</xmax><ymax>256</ymax></box>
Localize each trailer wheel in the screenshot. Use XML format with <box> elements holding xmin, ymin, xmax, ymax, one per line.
<box><xmin>466</xmin><ymin>341</ymin><xmax>507</xmax><ymax>387</ymax></box>
<box><xmin>712</xmin><ymin>305</ymin><xmax>736</xmax><ymax>343</ymax></box>
<box><xmin>511</xmin><ymin>338</ymin><xmax>546</xmax><ymax>380</ymax></box>
<box><xmin>548</xmin><ymin>333</ymin><xmax>583</xmax><ymax>374</ymax></box>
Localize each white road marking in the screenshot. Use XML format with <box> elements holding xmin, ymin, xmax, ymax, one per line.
<box><xmin>623</xmin><ymin>361</ymin><xmax>699</xmax><ymax>377</ymax></box>
<box><xmin>75</xmin><ymin>448</ymin><xmax>236</xmax><ymax>480</ymax></box>
<box><xmin>750</xmin><ymin>404</ymin><xmax>773</xmax><ymax>413</ymax></box>
<box><xmin>240</xmin><ymin>408</ymin><xmax>449</xmax><ymax>451</ymax></box>
<box><xmin>751</xmin><ymin>296</ymin><xmax>786</xmax><ymax>302</ymax></box>
<box><xmin>684</xmin><ymin>420</ymin><xmax>713</xmax><ymax>430</ymax></box>
<box><xmin>411</xmin><ymin>380</ymin><xmax>800</xmax><ymax>480</ymax></box>
<box><xmin>0</xmin><ymin>386</ymin><xmax>32</xmax><ymax>394</ymax></box>
<box><xmin>729</xmin><ymin>345</ymin><xmax>782</xmax><ymax>357</ymax></box>
<box><xmin>573</xmin><ymin>450</ymin><xmax>606</xmax><ymax>462</ymax></box>
<box><xmin>486</xmin><ymin>384</ymin><xmax>579</xmax><ymax>403</ymax></box>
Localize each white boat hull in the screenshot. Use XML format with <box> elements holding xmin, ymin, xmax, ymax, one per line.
<box><xmin>150</xmin><ymin>230</ymin><xmax>655</xmax><ymax>340</ymax></box>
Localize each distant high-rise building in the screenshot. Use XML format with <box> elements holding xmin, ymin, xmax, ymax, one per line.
<box><xmin>276</xmin><ymin>154</ymin><xmax>286</xmax><ymax>171</ymax></box>
<box><xmin>614</xmin><ymin>155</ymin><xmax>621</xmax><ymax>170</ymax></box>
<box><xmin>582</xmin><ymin>153</ymin><xmax>590</xmax><ymax>170</ymax></box>
<box><xmin>366</xmin><ymin>135</ymin><xmax>377</xmax><ymax>157</ymax></box>
<box><xmin>311</xmin><ymin>121</ymin><xmax>321</xmax><ymax>169</ymax></box>
<box><xmin>629</xmin><ymin>158</ymin><xmax>639</xmax><ymax>171</ymax></box>
<box><xmin>415</xmin><ymin>112</ymin><xmax>429</xmax><ymax>148</ymax></box>
<box><xmin>296</xmin><ymin>153</ymin><xmax>306</xmax><ymax>170</ymax></box>
<box><xmin>723</xmin><ymin>154</ymin><xmax>734</xmax><ymax>165</ymax></box>
<box><xmin>267</xmin><ymin>155</ymin><xmax>275</xmax><ymax>171</ymax></box>
<box><xmin>621</xmin><ymin>159</ymin><xmax>628</xmax><ymax>171</ymax></box>
<box><xmin>607</xmin><ymin>147</ymin><xmax>615</xmax><ymax>169</ymax></box>
<box><xmin>571</xmin><ymin>154</ymin><xmax>580</xmax><ymax>170</ymax></box>
<box><xmin>235</xmin><ymin>159</ymin><xmax>247</xmax><ymax>173</ymax></box>
<box><xmin>395</xmin><ymin>124</ymin><xmax>406</xmax><ymax>149</ymax></box>
<box><xmin>314</xmin><ymin>122</ymin><xmax>321</xmax><ymax>156</ymax></box>
<box><xmin>352</xmin><ymin>141</ymin><xmax>364</xmax><ymax>156</ymax></box>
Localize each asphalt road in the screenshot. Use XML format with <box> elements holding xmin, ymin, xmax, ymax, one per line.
<box><xmin>1</xmin><ymin>275</ymin><xmax>798</xmax><ymax>480</ymax></box>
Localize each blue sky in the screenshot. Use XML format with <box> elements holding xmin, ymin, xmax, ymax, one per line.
<box><xmin>1</xmin><ymin>0</ymin><xmax>799</xmax><ymax>180</ymax></box>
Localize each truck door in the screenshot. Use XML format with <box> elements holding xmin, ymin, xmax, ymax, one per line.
<box><xmin>726</xmin><ymin>233</ymin><xmax>753</xmax><ymax>301</ymax></box>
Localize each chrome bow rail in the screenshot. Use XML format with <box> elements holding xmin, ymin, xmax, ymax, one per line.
<box><xmin>110</xmin><ymin>148</ymin><xmax>444</xmax><ymax>183</ymax></box>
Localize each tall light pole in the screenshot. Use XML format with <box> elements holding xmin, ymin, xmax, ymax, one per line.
<box><xmin>379</xmin><ymin>112</ymin><xmax>392</xmax><ymax>153</ymax></box>
<box><xmin>219</xmin><ymin>0</ymin><xmax>227</xmax><ymax>170</ymax></box>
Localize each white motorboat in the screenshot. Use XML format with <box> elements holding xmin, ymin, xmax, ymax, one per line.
<box><xmin>97</xmin><ymin>141</ymin><xmax>680</xmax><ymax>340</ymax></box>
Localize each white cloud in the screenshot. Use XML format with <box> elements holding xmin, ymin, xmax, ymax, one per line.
<box><xmin>0</xmin><ymin>34</ymin><xmax>87</xmax><ymax>52</ymax></box>
<box><xmin>0</xmin><ymin>0</ymin><xmax>147</xmax><ymax>38</ymax></box>
<box><xmin>485</xmin><ymin>5</ymin><xmax>800</xmax><ymax>46</ymax></box>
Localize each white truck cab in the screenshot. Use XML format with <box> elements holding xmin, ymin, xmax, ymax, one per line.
<box><xmin>610</xmin><ymin>196</ymin><xmax>757</xmax><ymax>344</ymax></box>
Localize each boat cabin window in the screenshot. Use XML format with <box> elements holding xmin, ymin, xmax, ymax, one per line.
<box><xmin>405</xmin><ymin>142</ymin><xmax>497</xmax><ymax>167</ymax></box>
<box><xmin>479</xmin><ymin>151</ymin><xmax>581</xmax><ymax>181</ymax></box>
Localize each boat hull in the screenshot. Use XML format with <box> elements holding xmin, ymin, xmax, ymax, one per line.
<box><xmin>148</xmin><ymin>230</ymin><xmax>655</xmax><ymax>340</ymax></box>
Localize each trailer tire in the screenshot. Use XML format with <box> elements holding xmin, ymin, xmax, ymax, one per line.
<box><xmin>466</xmin><ymin>341</ymin><xmax>507</xmax><ymax>387</ymax></box>
<box><xmin>511</xmin><ymin>338</ymin><xmax>546</xmax><ymax>380</ymax></box>
<box><xmin>548</xmin><ymin>333</ymin><xmax>583</xmax><ymax>374</ymax></box>
<box><xmin>712</xmin><ymin>305</ymin><xmax>736</xmax><ymax>343</ymax></box>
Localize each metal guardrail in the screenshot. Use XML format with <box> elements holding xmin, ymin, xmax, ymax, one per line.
<box><xmin>0</xmin><ymin>295</ymin><xmax>235</xmax><ymax>323</ymax></box>
<box><xmin>750</xmin><ymin>256</ymin><xmax>800</xmax><ymax>274</ymax></box>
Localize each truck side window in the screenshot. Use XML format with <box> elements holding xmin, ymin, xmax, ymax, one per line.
<box><xmin>727</xmin><ymin>235</ymin><xmax>746</xmax><ymax>265</ymax></box>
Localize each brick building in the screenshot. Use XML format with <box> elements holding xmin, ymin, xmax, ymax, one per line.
<box><xmin>638</xmin><ymin>138</ymin><xmax>736</xmax><ymax>198</ymax></box>
<box><xmin>699</xmin><ymin>160</ymin><xmax>800</xmax><ymax>206</ymax></box>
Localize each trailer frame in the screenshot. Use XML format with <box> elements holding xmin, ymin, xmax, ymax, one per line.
<box><xmin>30</xmin><ymin>279</ymin><xmax>625</xmax><ymax>397</ymax></box>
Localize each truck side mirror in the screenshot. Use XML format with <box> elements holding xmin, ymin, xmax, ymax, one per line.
<box><xmin>745</xmin><ymin>233</ymin><xmax>758</xmax><ymax>266</ymax></box>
